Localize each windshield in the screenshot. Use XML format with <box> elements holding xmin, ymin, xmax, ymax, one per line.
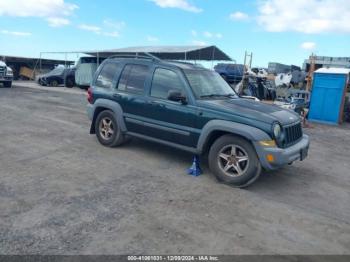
<box><xmin>49</xmin><ymin>67</ymin><xmax>65</xmax><ymax>75</ymax></box>
<box><xmin>184</xmin><ymin>70</ymin><xmax>238</xmax><ymax>99</ymax></box>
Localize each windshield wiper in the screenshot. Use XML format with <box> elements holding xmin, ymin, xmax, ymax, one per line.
<box><xmin>200</xmin><ymin>94</ymin><xmax>236</xmax><ymax>99</ymax></box>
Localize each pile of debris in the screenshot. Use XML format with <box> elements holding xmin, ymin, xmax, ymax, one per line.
<box><xmin>233</xmin><ymin>62</ymin><xmax>310</xmax><ymax>115</ymax></box>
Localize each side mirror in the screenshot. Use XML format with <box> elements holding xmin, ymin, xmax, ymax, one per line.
<box><xmin>167</xmin><ymin>90</ymin><xmax>187</xmax><ymax>104</ymax></box>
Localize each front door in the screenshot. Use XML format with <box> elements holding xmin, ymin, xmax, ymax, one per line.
<box><xmin>141</xmin><ymin>67</ymin><xmax>200</xmax><ymax>148</ymax></box>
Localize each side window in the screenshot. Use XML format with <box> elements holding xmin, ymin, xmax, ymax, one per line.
<box><xmin>95</xmin><ymin>63</ymin><xmax>120</xmax><ymax>88</ymax></box>
<box><xmin>118</xmin><ymin>64</ymin><xmax>148</xmax><ymax>93</ymax></box>
<box><xmin>118</xmin><ymin>65</ymin><xmax>132</xmax><ymax>91</ymax></box>
<box><xmin>151</xmin><ymin>68</ymin><xmax>185</xmax><ymax>99</ymax></box>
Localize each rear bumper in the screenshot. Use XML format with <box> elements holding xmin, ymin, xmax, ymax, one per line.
<box><xmin>254</xmin><ymin>134</ymin><xmax>310</xmax><ymax>170</ymax></box>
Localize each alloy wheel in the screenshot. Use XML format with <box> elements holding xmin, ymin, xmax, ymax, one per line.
<box><xmin>217</xmin><ymin>144</ymin><xmax>249</xmax><ymax>177</ymax></box>
<box><xmin>99</xmin><ymin>117</ymin><xmax>114</xmax><ymax>140</ymax></box>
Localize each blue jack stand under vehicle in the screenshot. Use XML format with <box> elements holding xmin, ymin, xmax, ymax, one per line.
<box><xmin>187</xmin><ymin>156</ymin><xmax>202</xmax><ymax>176</ymax></box>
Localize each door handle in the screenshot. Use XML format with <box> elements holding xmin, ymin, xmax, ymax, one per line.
<box><xmin>149</xmin><ymin>101</ymin><xmax>165</xmax><ymax>107</ymax></box>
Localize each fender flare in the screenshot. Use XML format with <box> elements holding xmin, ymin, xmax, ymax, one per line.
<box><xmin>90</xmin><ymin>99</ymin><xmax>127</xmax><ymax>134</ymax></box>
<box><xmin>197</xmin><ymin>120</ymin><xmax>271</xmax><ymax>153</ymax></box>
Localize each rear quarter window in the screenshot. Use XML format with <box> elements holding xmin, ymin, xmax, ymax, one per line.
<box><xmin>95</xmin><ymin>62</ymin><xmax>120</xmax><ymax>89</ymax></box>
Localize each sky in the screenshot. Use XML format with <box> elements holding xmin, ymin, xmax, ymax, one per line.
<box><xmin>0</xmin><ymin>0</ymin><xmax>349</xmax><ymax>67</ymax></box>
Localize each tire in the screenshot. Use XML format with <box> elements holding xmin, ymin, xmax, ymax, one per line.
<box><xmin>95</xmin><ymin>110</ymin><xmax>126</xmax><ymax>147</ymax></box>
<box><xmin>208</xmin><ymin>135</ymin><xmax>261</xmax><ymax>188</ymax></box>
<box><xmin>65</xmin><ymin>77</ymin><xmax>74</xmax><ymax>88</ymax></box>
<box><xmin>49</xmin><ymin>80</ymin><xmax>59</xmax><ymax>87</ymax></box>
<box><xmin>3</xmin><ymin>81</ymin><xmax>12</xmax><ymax>88</ymax></box>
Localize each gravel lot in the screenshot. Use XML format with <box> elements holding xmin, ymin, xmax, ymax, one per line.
<box><xmin>0</xmin><ymin>82</ymin><xmax>349</xmax><ymax>255</ymax></box>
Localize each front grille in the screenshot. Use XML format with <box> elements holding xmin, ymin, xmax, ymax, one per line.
<box><xmin>0</xmin><ymin>66</ymin><xmax>5</xmax><ymax>77</ymax></box>
<box><xmin>283</xmin><ymin>122</ymin><xmax>303</xmax><ymax>147</ymax></box>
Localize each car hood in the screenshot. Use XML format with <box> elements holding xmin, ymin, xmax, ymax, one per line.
<box><xmin>197</xmin><ymin>98</ymin><xmax>300</xmax><ymax>126</ymax></box>
<box><xmin>41</xmin><ymin>72</ymin><xmax>60</xmax><ymax>78</ymax></box>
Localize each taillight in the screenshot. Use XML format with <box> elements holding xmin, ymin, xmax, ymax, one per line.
<box><xmin>87</xmin><ymin>87</ymin><xmax>93</xmax><ymax>104</ymax></box>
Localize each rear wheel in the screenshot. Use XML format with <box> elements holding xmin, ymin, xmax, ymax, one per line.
<box><xmin>95</xmin><ymin>110</ymin><xmax>126</xmax><ymax>147</ymax></box>
<box><xmin>65</xmin><ymin>77</ymin><xmax>74</xmax><ymax>88</ymax></box>
<box><xmin>208</xmin><ymin>135</ymin><xmax>261</xmax><ymax>188</ymax></box>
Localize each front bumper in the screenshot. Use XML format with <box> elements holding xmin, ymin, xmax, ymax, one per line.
<box><xmin>39</xmin><ymin>78</ymin><xmax>48</xmax><ymax>85</ymax></box>
<box><xmin>254</xmin><ymin>134</ymin><xmax>310</xmax><ymax>170</ymax></box>
<box><xmin>0</xmin><ymin>76</ymin><xmax>13</xmax><ymax>82</ymax></box>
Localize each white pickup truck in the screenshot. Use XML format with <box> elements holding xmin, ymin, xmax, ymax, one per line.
<box><xmin>0</xmin><ymin>60</ymin><xmax>13</xmax><ymax>88</ymax></box>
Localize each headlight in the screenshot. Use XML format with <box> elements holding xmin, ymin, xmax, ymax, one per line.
<box><xmin>273</xmin><ymin>123</ymin><xmax>282</xmax><ymax>140</ymax></box>
<box><xmin>6</xmin><ymin>68</ymin><xmax>13</xmax><ymax>76</ymax></box>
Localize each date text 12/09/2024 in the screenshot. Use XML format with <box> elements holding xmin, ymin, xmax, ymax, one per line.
<box><xmin>127</xmin><ymin>255</ymin><xmax>219</xmax><ymax>261</ymax></box>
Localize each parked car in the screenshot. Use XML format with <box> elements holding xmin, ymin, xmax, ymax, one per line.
<box><xmin>0</xmin><ymin>60</ymin><xmax>13</xmax><ymax>88</ymax></box>
<box><xmin>87</xmin><ymin>55</ymin><xmax>310</xmax><ymax>188</ymax></box>
<box><xmin>38</xmin><ymin>67</ymin><xmax>75</xmax><ymax>87</ymax></box>
<box><xmin>75</xmin><ymin>56</ymin><xmax>105</xmax><ymax>89</ymax></box>
<box><xmin>214</xmin><ymin>63</ymin><xmax>244</xmax><ymax>84</ymax></box>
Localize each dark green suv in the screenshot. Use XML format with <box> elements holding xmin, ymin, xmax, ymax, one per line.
<box><xmin>87</xmin><ymin>54</ymin><xmax>309</xmax><ymax>188</ymax></box>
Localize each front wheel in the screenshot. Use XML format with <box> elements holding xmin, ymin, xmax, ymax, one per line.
<box><xmin>3</xmin><ymin>81</ymin><xmax>12</xmax><ymax>88</ymax></box>
<box><xmin>95</xmin><ymin>110</ymin><xmax>126</xmax><ymax>147</ymax></box>
<box><xmin>208</xmin><ymin>135</ymin><xmax>261</xmax><ymax>188</ymax></box>
<box><xmin>49</xmin><ymin>80</ymin><xmax>59</xmax><ymax>87</ymax></box>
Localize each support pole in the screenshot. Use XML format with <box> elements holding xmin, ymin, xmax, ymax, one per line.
<box><xmin>64</xmin><ymin>52</ymin><xmax>67</xmax><ymax>87</ymax></box>
<box><xmin>39</xmin><ymin>52</ymin><xmax>42</xmax><ymax>74</ymax></box>
<box><xmin>211</xmin><ymin>47</ymin><xmax>216</xmax><ymax>69</ymax></box>
<box><xmin>306</xmin><ymin>53</ymin><xmax>315</xmax><ymax>92</ymax></box>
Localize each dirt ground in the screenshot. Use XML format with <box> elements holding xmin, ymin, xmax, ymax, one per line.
<box><xmin>0</xmin><ymin>82</ymin><xmax>349</xmax><ymax>255</ymax></box>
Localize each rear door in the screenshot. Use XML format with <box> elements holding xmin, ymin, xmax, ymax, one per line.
<box><xmin>92</xmin><ymin>61</ymin><xmax>123</xmax><ymax>101</ymax></box>
<box><xmin>113</xmin><ymin>63</ymin><xmax>150</xmax><ymax>133</ymax></box>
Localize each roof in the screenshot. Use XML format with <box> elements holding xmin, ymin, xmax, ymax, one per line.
<box><xmin>106</xmin><ymin>57</ymin><xmax>205</xmax><ymax>70</ymax></box>
<box><xmin>1</xmin><ymin>55</ymin><xmax>74</xmax><ymax>66</ymax></box>
<box><xmin>315</xmin><ymin>67</ymin><xmax>350</xmax><ymax>75</ymax></box>
<box><xmin>84</xmin><ymin>45</ymin><xmax>232</xmax><ymax>61</ymax></box>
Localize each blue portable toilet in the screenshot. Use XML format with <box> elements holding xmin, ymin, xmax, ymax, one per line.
<box><xmin>309</xmin><ymin>68</ymin><xmax>350</xmax><ymax>125</ymax></box>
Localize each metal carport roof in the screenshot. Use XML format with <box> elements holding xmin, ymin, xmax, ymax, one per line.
<box><xmin>83</xmin><ymin>45</ymin><xmax>232</xmax><ymax>61</ymax></box>
<box><xmin>1</xmin><ymin>55</ymin><xmax>74</xmax><ymax>67</ymax></box>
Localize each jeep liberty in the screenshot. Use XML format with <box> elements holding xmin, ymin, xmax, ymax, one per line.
<box><xmin>87</xmin><ymin>54</ymin><xmax>310</xmax><ymax>188</ymax></box>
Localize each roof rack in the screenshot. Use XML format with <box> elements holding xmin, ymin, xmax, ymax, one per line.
<box><xmin>166</xmin><ymin>60</ymin><xmax>195</xmax><ymax>65</ymax></box>
<box><xmin>106</xmin><ymin>52</ymin><xmax>161</xmax><ymax>62</ymax></box>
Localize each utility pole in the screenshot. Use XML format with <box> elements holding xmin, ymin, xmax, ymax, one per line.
<box><xmin>306</xmin><ymin>53</ymin><xmax>316</xmax><ymax>91</ymax></box>
<box><xmin>242</xmin><ymin>51</ymin><xmax>253</xmax><ymax>91</ymax></box>
<box><xmin>243</xmin><ymin>51</ymin><xmax>253</xmax><ymax>72</ymax></box>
